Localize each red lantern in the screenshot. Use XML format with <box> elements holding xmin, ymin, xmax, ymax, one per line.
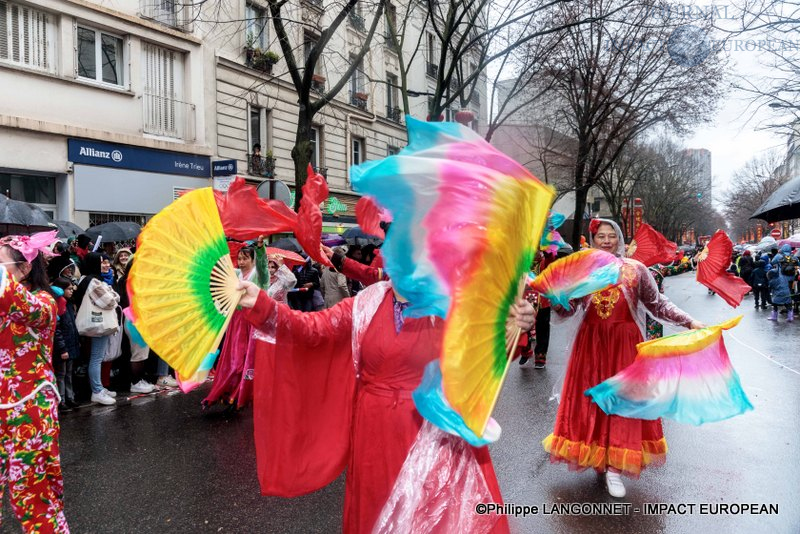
<box><xmin>455</xmin><ymin>109</ymin><xmax>475</xmax><ymax>125</ymax></box>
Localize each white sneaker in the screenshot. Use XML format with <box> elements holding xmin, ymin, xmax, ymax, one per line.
<box><xmin>605</xmin><ymin>471</ymin><xmax>626</xmax><ymax>498</ymax></box>
<box><xmin>157</xmin><ymin>376</ymin><xmax>179</xmax><ymax>388</ymax></box>
<box><xmin>91</xmin><ymin>391</ymin><xmax>117</xmax><ymax>406</ymax></box>
<box><xmin>130</xmin><ymin>380</ymin><xmax>155</xmax><ymax>394</ymax></box>
<box><xmin>102</xmin><ymin>388</ymin><xmax>117</xmax><ymax>398</ymax></box>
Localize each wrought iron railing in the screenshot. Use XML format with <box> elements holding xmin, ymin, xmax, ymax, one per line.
<box><xmin>247</xmin><ymin>154</ymin><xmax>276</xmax><ymax>177</ymax></box>
<box><xmin>348</xmin><ymin>11</ymin><xmax>366</xmax><ymax>32</ymax></box>
<box><xmin>351</xmin><ymin>91</ymin><xmax>368</xmax><ymax>110</ymax></box>
<box><xmin>139</xmin><ymin>0</ymin><xmax>193</xmax><ymax>32</ymax></box>
<box><xmin>386</xmin><ymin>106</ymin><xmax>402</xmax><ymax>123</ymax></box>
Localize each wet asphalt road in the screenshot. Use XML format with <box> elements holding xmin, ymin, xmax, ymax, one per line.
<box><xmin>2</xmin><ymin>273</ymin><xmax>799</xmax><ymax>534</ymax></box>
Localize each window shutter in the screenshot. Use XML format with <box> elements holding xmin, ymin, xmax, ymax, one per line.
<box><xmin>0</xmin><ymin>2</ymin><xmax>7</xmax><ymax>60</ymax></box>
<box><xmin>0</xmin><ymin>2</ymin><xmax>52</xmax><ymax>71</ymax></box>
<box><xmin>143</xmin><ymin>42</ymin><xmax>183</xmax><ymax>138</ymax></box>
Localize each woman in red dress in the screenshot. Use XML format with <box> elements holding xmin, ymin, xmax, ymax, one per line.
<box><xmin>543</xmin><ymin>219</ymin><xmax>704</xmax><ymax>498</ymax></box>
<box><xmin>238</xmin><ymin>277</ymin><xmax>534</xmax><ymax>533</ymax></box>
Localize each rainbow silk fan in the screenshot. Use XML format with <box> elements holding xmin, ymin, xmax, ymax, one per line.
<box><xmin>529</xmin><ymin>248</ymin><xmax>622</xmax><ymax>309</ymax></box>
<box><xmin>351</xmin><ymin>117</ymin><xmax>554</xmax><ymax>439</ymax></box>
<box><xmin>586</xmin><ymin>316</ymin><xmax>753</xmax><ymax>425</ymax></box>
<box><xmin>128</xmin><ymin>188</ymin><xmax>243</xmax><ymax>386</ymax></box>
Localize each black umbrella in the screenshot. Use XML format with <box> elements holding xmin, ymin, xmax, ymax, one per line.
<box><xmin>751</xmin><ymin>176</ymin><xmax>800</xmax><ymax>222</ymax></box>
<box><xmin>85</xmin><ymin>221</ymin><xmax>142</xmax><ymax>242</ymax></box>
<box><xmin>342</xmin><ymin>226</ymin><xmax>383</xmax><ymax>246</ymax></box>
<box><xmin>51</xmin><ymin>220</ymin><xmax>84</xmax><ymax>238</ymax></box>
<box><xmin>0</xmin><ymin>195</ymin><xmax>52</xmax><ymax>225</ymax></box>
<box><xmin>270</xmin><ymin>237</ymin><xmax>304</xmax><ymax>254</ymax></box>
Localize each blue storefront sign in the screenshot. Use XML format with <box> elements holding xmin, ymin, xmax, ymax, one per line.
<box><xmin>212</xmin><ymin>159</ymin><xmax>237</xmax><ymax>176</ymax></box>
<box><xmin>68</xmin><ymin>139</ymin><xmax>210</xmax><ymax>178</ymax></box>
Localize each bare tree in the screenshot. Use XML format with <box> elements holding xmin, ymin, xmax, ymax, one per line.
<box><xmin>632</xmin><ymin>139</ymin><xmax>721</xmax><ymax>242</ymax></box>
<box><xmin>720</xmin><ymin>0</ymin><xmax>800</xmax><ymax>133</ymax></box>
<box><xmin>390</xmin><ymin>0</ymin><xmax>624</xmax><ymax>128</ymax></box>
<box><xmin>723</xmin><ymin>150</ymin><xmax>791</xmax><ymax>238</ymax></box>
<box><xmin>595</xmin><ymin>142</ymin><xmax>657</xmax><ymax>234</ymax></box>
<box><xmin>541</xmin><ymin>0</ymin><xmax>727</xmax><ymax>246</ymax></box>
<box><xmin>265</xmin><ymin>0</ymin><xmax>386</xmax><ymax>207</ymax></box>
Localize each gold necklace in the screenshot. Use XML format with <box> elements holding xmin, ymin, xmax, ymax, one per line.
<box><xmin>592</xmin><ymin>287</ymin><xmax>620</xmax><ymax>319</ymax></box>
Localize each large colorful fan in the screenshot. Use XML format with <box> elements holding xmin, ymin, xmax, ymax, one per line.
<box><xmin>351</xmin><ymin>117</ymin><xmax>555</xmax><ymax>438</ymax></box>
<box><xmin>128</xmin><ymin>188</ymin><xmax>243</xmax><ymax>385</ymax></box>
<box><xmin>627</xmin><ymin>223</ymin><xmax>678</xmax><ymax>267</ymax></box>
<box><xmin>695</xmin><ymin>230</ymin><xmax>751</xmax><ymax>308</ymax></box>
<box><xmin>586</xmin><ymin>316</ymin><xmax>752</xmax><ymax>425</ymax></box>
<box><xmin>529</xmin><ymin>249</ymin><xmax>622</xmax><ymax>309</ymax></box>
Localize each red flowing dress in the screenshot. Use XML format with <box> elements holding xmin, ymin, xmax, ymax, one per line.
<box><xmin>245</xmin><ymin>285</ymin><xmax>508</xmax><ymax>534</ymax></box>
<box><xmin>542</xmin><ymin>285</ymin><xmax>667</xmax><ymax>478</ymax></box>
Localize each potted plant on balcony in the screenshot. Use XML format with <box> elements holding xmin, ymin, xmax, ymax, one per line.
<box><xmin>252</xmin><ymin>49</ymin><xmax>280</xmax><ymax>74</ymax></box>
<box><xmin>354</xmin><ymin>91</ymin><xmax>369</xmax><ymax>101</ymax></box>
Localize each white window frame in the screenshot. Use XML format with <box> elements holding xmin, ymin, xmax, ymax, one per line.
<box><xmin>386</xmin><ymin>73</ymin><xmax>398</xmax><ymax>109</ymax></box>
<box><xmin>142</xmin><ymin>42</ymin><xmax>187</xmax><ymax>140</ymax></box>
<box><xmin>245</xmin><ymin>2</ymin><xmax>268</xmax><ymax>50</ymax></box>
<box><xmin>76</xmin><ymin>25</ymin><xmax>126</xmax><ymax>87</ymax></box>
<box><xmin>248</xmin><ymin>104</ymin><xmax>268</xmax><ymax>153</ymax></box>
<box><xmin>0</xmin><ymin>1</ymin><xmax>56</xmax><ymax>73</ymax></box>
<box><xmin>427</xmin><ymin>32</ymin><xmax>436</xmax><ymax>64</ymax></box>
<box><xmin>352</xmin><ymin>136</ymin><xmax>365</xmax><ymax>166</ymax></box>
<box><xmin>310</xmin><ymin>126</ymin><xmax>321</xmax><ymax>170</ymax></box>
<box><xmin>349</xmin><ymin>55</ymin><xmax>365</xmax><ymax>95</ymax></box>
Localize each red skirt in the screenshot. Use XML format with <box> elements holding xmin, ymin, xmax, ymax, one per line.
<box><xmin>543</xmin><ymin>296</ymin><xmax>666</xmax><ymax>478</ymax></box>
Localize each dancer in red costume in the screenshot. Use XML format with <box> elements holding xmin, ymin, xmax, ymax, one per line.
<box><xmin>238</xmin><ymin>276</ymin><xmax>534</xmax><ymax>533</ymax></box>
<box><xmin>543</xmin><ymin>219</ymin><xmax>705</xmax><ymax>498</ymax></box>
<box><xmin>0</xmin><ymin>232</ymin><xmax>69</xmax><ymax>533</ymax></box>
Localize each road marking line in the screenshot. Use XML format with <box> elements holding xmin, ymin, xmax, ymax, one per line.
<box><xmin>729</xmin><ymin>332</ymin><xmax>800</xmax><ymax>377</ymax></box>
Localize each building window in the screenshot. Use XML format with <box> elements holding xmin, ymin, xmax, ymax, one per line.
<box><xmin>352</xmin><ymin>137</ymin><xmax>365</xmax><ymax>166</ymax></box>
<box><xmin>386</xmin><ymin>74</ymin><xmax>401</xmax><ymax>122</ymax></box>
<box><xmin>0</xmin><ymin>173</ymin><xmax>56</xmax><ymax>205</ymax></box>
<box><xmin>77</xmin><ymin>26</ymin><xmax>124</xmax><ymax>86</ymax></box>
<box><xmin>350</xmin><ymin>55</ymin><xmax>367</xmax><ymax>109</ymax></box>
<box><xmin>142</xmin><ymin>42</ymin><xmax>190</xmax><ymax>139</ymax></box>
<box><xmin>348</xmin><ymin>2</ymin><xmax>365</xmax><ymax>32</ymax></box>
<box><xmin>310</xmin><ymin>126</ymin><xmax>321</xmax><ymax>170</ymax></box>
<box><xmin>245</xmin><ymin>3</ymin><xmax>267</xmax><ymax>50</ymax></box>
<box><xmin>387</xmin><ymin>145</ymin><xmax>400</xmax><ymax>156</ymax></box>
<box><xmin>426</xmin><ymin>32</ymin><xmax>438</xmax><ymax>77</ymax></box>
<box><xmin>0</xmin><ymin>1</ymin><xmax>55</xmax><ymax>73</ymax></box>
<box><xmin>385</xmin><ymin>4</ymin><xmax>397</xmax><ymax>41</ymax></box>
<box><xmin>248</xmin><ymin>106</ymin><xmax>273</xmax><ymax>176</ymax></box>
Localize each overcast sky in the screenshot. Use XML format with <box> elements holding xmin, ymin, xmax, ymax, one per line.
<box><xmin>683</xmin><ymin>40</ymin><xmax>787</xmax><ymax>206</ymax></box>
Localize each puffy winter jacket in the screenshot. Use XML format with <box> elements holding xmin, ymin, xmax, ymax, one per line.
<box><xmin>768</xmin><ymin>268</ymin><xmax>792</xmax><ymax>305</ymax></box>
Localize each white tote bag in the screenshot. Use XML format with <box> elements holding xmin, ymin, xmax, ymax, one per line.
<box><xmin>76</xmin><ymin>279</ymin><xmax>120</xmax><ymax>337</ymax></box>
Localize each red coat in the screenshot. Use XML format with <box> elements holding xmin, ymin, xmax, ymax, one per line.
<box><xmin>245</xmin><ymin>283</ymin><xmax>508</xmax><ymax>533</ymax></box>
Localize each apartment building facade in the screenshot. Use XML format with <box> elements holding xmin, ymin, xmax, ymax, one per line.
<box><xmin>0</xmin><ymin>0</ymin><xmax>213</xmax><ymax>228</ymax></box>
<box><xmin>0</xmin><ymin>0</ymin><xmax>485</xmax><ymax>228</ymax></box>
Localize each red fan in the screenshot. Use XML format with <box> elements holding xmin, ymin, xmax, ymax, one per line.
<box><xmin>295</xmin><ymin>165</ymin><xmax>333</xmax><ymax>267</ymax></box>
<box><xmin>627</xmin><ymin>224</ymin><xmax>678</xmax><ymax>267</ymax></box>
<box><xmin>355</xmin><ymin>197</ymin><xmax>386</xmax><ymax>239</ymax></box>
<box><xmin>695</xmin><ymin>230</ymin><xmax>751</xmax><ymax>308</ymax></box>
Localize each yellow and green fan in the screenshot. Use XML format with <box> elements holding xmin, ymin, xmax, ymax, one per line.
<box><xmin>128</xmin><ymin>188</ymin><xmax>242</xmax><ymax>390</ymax></box>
